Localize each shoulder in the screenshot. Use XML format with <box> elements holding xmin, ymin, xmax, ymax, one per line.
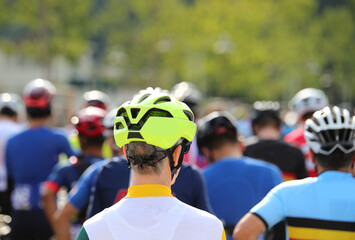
<box><xmin>6</xmin><ymin>129</ymin><xmax>27</xmax><ymax>144</ymax></box>
<box><xmin>178</xmin><ymin>202</ymin><xmax>225</xmax><ymax>238</ymax></box>
<box><xmin>242</xmin><ymin>157</ymin><xmax>279</xmax><ymax>170</ymax></box>
<box><xmin>52</xmin><ymin>161</ymin><xmax>72</xmax><ymax>172</ymax></box>
<box><xmin>284</xmin><ymin>128</ymin><xmax>304</xmax><ymax>142</ymax></box>
<box><xmin>99</xmin><ymin>157</ymin><xmax>129</xmax><ymax>175</ymax></box>
<box><xmin>53</xmin><ymin>129</ymin><xmax>71</xmax><ymax>141</ymax></box>
<box><xmin>83</xmin><ymin>209</ymin><xmax>110</xmax><ymax>237</ymax></box>
<box><xmin>270</xmin><ymin>177</ymin><xmax>316</xmax><ymax>196</ymax></box>
<box><xmin>180</xmin><ymin>164</ymin><xmax>201</xmax><ymax>176</ymax></box>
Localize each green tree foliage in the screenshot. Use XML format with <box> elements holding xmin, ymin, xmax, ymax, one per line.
<box><xmin>0</xmin><ymin>0</ymin><xmax>92</xmax><ymax>75</ymax></box>
<box><xmin>0</xmin><ymin>0</ymin><xmax>354</xmax><ymax>103</ymax></box>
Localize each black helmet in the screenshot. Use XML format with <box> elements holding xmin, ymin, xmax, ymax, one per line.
<box><xmin>305</xmin><ymin>106</ymin><xmax>355</xmax><ymax>156</ymax></box>
<box><xmin>196</xmin><ymin>111</ymin><xmax>237</xmax><ymax>153</ymax></box>
<box><xmin>251</xmin><ymin>101</ymin><xmax>281</xmax><ymax>127</ymax></box>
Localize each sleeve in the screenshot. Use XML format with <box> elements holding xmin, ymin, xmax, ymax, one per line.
<box><xmin>76</xmin><ymin>226</ymin><xmax>90</xmax><ymax>240</ymax></box>
<box><xmin>68</xmin><ymin>161</ymin><xmax>102</xmax><ymax>210</ymax></box>
<box><xmin>5</xmin><ymin>141</ymin><xmax>13</xmax><ymax>179</ymax></box>
<box><xmin>44</xmin><ymin>163</ymin><xmax>66</xmax><ymax>193</ymax></box>
<box><xmin>58</xmin><ymin>133</ymin><xmax>76</xmax><ymax>158</ymax></box>
<box><xmin>250</xmin><ymin>184</ymin><xmax>286</xmax><ymax>229</ymax></box>
<box><xmin>191</xmin><ymin>168</ymin><xmax>214</xmax><ymax>213</ymax></box>
<box><xmin>86</xmin><ymin>167</ymin><xmax>105</xmax><ymax>218</ymax></box>
<box><xmin>269</xmin><ymin>165</ymin><xmax>283</xmax><ymax>188</ymax></box>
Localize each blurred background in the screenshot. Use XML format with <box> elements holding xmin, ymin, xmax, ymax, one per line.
<box><xmin>0</xmin><ymin>0</ymin><xmax>354</xmax><ymax>126</ymax></box>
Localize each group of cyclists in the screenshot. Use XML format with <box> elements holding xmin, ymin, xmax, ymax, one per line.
<box><xmin>0</xmin><ymin>78</ymin><xmax>354</xmax><ymax>240</ymax></box>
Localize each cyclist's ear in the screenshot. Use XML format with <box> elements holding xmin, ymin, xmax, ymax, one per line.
<box><xmin>172</xmin><ymin>145</ymin><xmax>182</xmax><ymax>167</ymax></box>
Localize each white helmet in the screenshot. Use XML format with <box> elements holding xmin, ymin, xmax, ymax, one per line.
<box><xmin>0</xmin><ymin>93</ymin><xmax>22</xmax><ymax>114</ymax></box>
<box><xmin>170</xmin><ymin>82</ymin><xmax>201</xmax><ymax>106</ymax></box>
<box><xmin>289</xmin><ymin>88</ymin><xmax>328</xmax><ymax>119</ymax></box>
<box><xmin>304</xmin><ymin>106</ymin><xmax>355</xmax><ymax>155</ymax></box>
<box><xmin>103</xmin><ymin>107</ymin><xmax>119</xmax><ymax>130</ymax></box>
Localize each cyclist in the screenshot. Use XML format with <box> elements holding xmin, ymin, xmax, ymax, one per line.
<box><xmin>245</xmin><ymin>101</ymin><xmax>307</xmax><ymax>181</ymax></box>
<box><xmin>69</xmin><ymin>90</ymin><xmax>112</xmax><ymax>159</ymax></box>
<box><xmin>87</xmin><ymin>89</ymin><xmax>212</xmax><ymax>217</ymax></box>
<box><xmin>0</xmin><ymin>93</ymin><xmax>23</xmax><ymax>215</ymax></box>
<box><xmin>78</xmin><ymin>91</ymin><xmax>226</xmax><ymax>240</ymax></box>
<box><xmin>42</xmin><ymin>106</ymin><xmax>106</xmax><ymax>239</ymax></box>
<box><xmin>52</xmin><ymin>107</ymin><xmax>120</xmax><ymax>240</ymax></box>
<box><xmin>5</xmin><ymin>78</ymin><xmax>75</xmax><ymax>240</ymax></box>
<box><xmin>284</xmin><ymin>88</ymin><xmax>329</xmax><ymax>176</ymax></box>
<box><xmin>233</xmin><ymin>106</ymin><xmax>355</xmax><ymax>240</ymax></box>
<box><xmin>171</xmin><ymin>81</ymin><xmax>207</xmax><ymax>169</ymax></box>
<box><xmin>197</xmin><ymin>111</ymin><xmax>282</xmax><ymax>240</ymax></box>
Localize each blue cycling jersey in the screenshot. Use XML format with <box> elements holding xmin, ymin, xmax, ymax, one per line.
<box><xmin>5</xmin><ymin>127</ymin><xmax>75</xmax><ymax>210</ymax></box>
<box><xmin>87</xmin><ymin>157</ymin><xmax>130</xmax><ymax>217</ymax></box>
<box><xmin>46</xmin><ymin>155</ymin><xmax>103</xmax><ymax>192</ymax></box>
<box><xmin>68</xmin><ymin>159</ymin><xmax>109</xmax><ymax>210</ymax></box>
<box><xmin>251</xmin><ymin>171</ymin><xmax>355</xmax><ymax>240</ymax></box>
<box><xmin>203</xmin><ymin>157</ymin><xmax>282</xmax><ymax>239</ymax></box>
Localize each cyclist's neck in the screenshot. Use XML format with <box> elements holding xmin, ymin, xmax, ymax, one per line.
<box><xmin>130</xmin><ymin>160</ymin><xmax>172</xmax><ymax>188</ymax></box>
<box><xmin>28</xmin><ymin>117</ymin><xmax>49</xmax><ymax>128</ymax></box>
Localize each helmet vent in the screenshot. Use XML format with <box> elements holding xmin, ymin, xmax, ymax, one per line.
<box><xmin>153</xmin><ymin>96</ymin><xmax>171</xmax><ymax>104</ymax></box>
<box><xmin>136</xmin><ymin>109</ymin><xmax>172</xmax><ymax>129</ymax></box>
<box><xmin>115</xmin><ymin>122</ymin><xmax>124</xmax><ymax>130</ymax></box>
<box><xmin>138</xmin><ymin>94</ymin><xmax>151</xmax><ymax>103</ymax></box>
<box><xmin>128</xmin><ymin>132</ymin><xmax>143</xmax><ymax>139</ymax></box>
<box><xmin>183</xmin><ymin>110</ymin><xmax>194</xmax><ymax>121</ymax></box>
<box><xmin>131</xmin><ymin>108</ymin><xmax>140</xmax><ymax>118</ymax></box>
<box><xmin>116</xmin><ymin>108</ymin><xmax>127</xmax><ymax>117</ymax></box>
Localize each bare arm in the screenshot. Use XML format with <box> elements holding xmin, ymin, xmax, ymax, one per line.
<box><xmin>42</xmin><ymin>188</ymin><xmax>58</xmax><ymax>230</ymax></box>
<box><xmin>54</xmin><ymin>202</ymin><xmax>79</xmax><ymax>240</ymax></box>
<box><xmin>233</xmin><ymin>213</ymin><xmax>266</xmax><ymax>240</ymax></box>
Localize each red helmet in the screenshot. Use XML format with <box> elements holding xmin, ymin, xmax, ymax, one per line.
<box><xmin>71</xmin><ymin>106</ymin><xmax>106</xmax><ymax>138</ymax></box>
<box><xmin>82</xmin><ymin>90</ymin><xmax>110</xmax><ymax>110</ymax></box>
<box><xmin>23</xmin><ymin>79</ymin><xmax>56</xmax><ymax>109</ymax></box>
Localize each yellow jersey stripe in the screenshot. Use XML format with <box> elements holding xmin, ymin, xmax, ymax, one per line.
<box><xmin>222</xmin><ymin>228</ymin><xmax>226</xmax><ymax>240</ymax></box>
<box><xmin>288</xmin><ymin>226</ymin><xmax>355</xmax><ymax>240</ymax></box>
<box><xmin>124</xmin><ymin>184</ymin><xmax>173</xmax><ymax>198</ymax></box>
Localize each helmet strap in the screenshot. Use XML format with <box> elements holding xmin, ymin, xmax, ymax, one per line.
<box><xmin>169</xmin><ymin>139</ymin><xmax>189</xmax><ymax>180</ymax></box>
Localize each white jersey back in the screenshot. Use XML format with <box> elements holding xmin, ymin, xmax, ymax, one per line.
<box><xmin>0</xmin><ymin>120</ymin><xmax>22</xmax><ymax>191</ymax></box>
<box><xmin>84</xmin><ymin>184</ymin><xmax>225</xmax><ymax>240</ymax></box>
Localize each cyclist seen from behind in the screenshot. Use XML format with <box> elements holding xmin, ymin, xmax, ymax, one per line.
<box><xmin>77</xmin><ymin>91</ymin><xmax>226</xmax><ymax>240</ymax></box>
<box><xmin>284</xmin><ymin>88</ymin><xmax>329</xmax><ymax>177</ymax></box>
<box><xmin>197</xmin><ymin>111</ymin><xmax>282</xmax><ymax>240</ymax></box>
<box><xmin>42</xmin><ymin>106</ymin><xmax>106</xmax><ymax>239</ymax></box>
<box><xmin>0</xmin><ymin>93</ymin><xmax>23</xmax><ymax>216</ymax></box>
<box><xmin>53</xmin><ymin>107</ymin><xmax>121</xmax><ymax>240</ymax></box>
<box><xmin>244</xmin><ymin>101</ymin><xmax>307</xmax><ymax>181</ymax></box>
<box><xmin>87</xmin><ymin>89</ymin><xmax>212</xmax><ymax>218</ymax></box>
<box><xmin>5</xmin><ymin>79</ymin><xmax>75</xmax><ymax>240</ymax></box>
<box><xmin>234</xmin><ymin>106</ymin><xmax>355</xmax><ymax>240</ymax></box>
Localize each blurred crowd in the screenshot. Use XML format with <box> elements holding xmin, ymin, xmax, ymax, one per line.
<box><xmin>0</xmin><ymin>79</ymin><xmax>354</xmax><ymax>240</ymax></box>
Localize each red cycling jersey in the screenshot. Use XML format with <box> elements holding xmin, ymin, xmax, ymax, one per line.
<box><xmin>284</xmin><ymin>127</ymin><xmax>317</xmax><ymax>177</ymax></box>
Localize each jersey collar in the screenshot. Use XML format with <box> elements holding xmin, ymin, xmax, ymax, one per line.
<box><xmin>125</xmin><ymin>184</ymin><xmax>173</xmax><ymax>198</ymax></box>
<box><xmin>318</xmin><ymin>170</ymin><xmax>353</xmax><ymax>181</ymax></box>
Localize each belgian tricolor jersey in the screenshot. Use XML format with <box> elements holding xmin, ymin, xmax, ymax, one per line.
<box><xmin>251</xmin><ymin>171</ymin><xmax>355</xmax><ymax>240</ymax></box>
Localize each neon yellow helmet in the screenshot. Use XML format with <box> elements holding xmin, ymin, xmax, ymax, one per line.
<box><xmin>114</xmin><ymin>91</ymin><xmax>196</xmax><ymax>149</ymax></box>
